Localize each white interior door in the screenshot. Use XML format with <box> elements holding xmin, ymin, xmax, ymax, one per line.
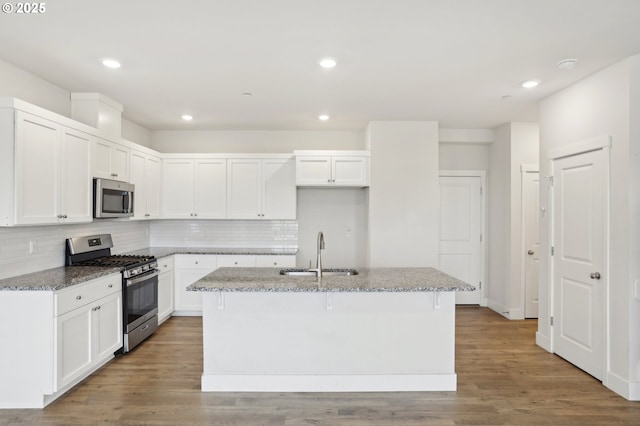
<box><xmin>552</xmin><ymin>149</ymin><xmax>605</xmax><ymax>380</ymax></box>
<box><xmin>439</xmin><ymin>175</ymin><xmax>482</xmax><ymax>305</ymax></box>
<box><xmin>524</xmin><ymin>170</ymin><xmax>540</xmax><ymax>318</ymax></box>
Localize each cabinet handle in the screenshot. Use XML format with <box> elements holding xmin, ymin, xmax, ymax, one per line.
<box><xmin>76</xmin><ymin>295</ymin><xmax>82</xmax><ymax>300</ymax></box>
<box><xmin>108</xmin><ymin>284</ymin><xmax>113</xmax><ymax>288</ymax></box>
<box><xmin>145</xmin><ymin>213</ymin><xmax>150</xmax><ymax>217</ymax></box>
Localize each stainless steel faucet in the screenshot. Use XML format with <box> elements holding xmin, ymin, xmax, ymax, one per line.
<box><xmin>316</xmin><ymin>231</ymin><xmax>325</xmax><ymax>277</ymax></box>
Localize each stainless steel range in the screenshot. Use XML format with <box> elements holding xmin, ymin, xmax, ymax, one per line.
<box><xmin>65</xmin><ymin>234</ymin><xmax>159</xmax><ymax>353</ymax></box>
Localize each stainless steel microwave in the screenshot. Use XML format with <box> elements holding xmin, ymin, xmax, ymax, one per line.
<box><xmin>93</xmin><ymin>178</ymin><xmax>134</xmax><ymax>218</ymax></box>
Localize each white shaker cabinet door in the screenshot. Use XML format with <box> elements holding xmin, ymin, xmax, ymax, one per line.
<box><xmin>14</xmin><ymin>112</ymin><xmax>59</xmax><ymax>225</ymax></box>
<box><xmin>195</xmin><ymin>159</ymin><xmax>227</xmax><ymax>219</ymax></box>
<box><xmin>295</xmin><ymin>156</ymin><xmax>332</xmax><ymax>185</ymax></box>
<box><xmin>227</xmin><ymin>159</ymin><xmax>262</xmax><ymax>219</ymax></box>
<box><xmin>163</xmin><ymin>159</ymin><xmax>195</xmax><ymax>218</ymax></box>
<box><xmin>332</xmin><ymin>157</ymin><xmax>368</xmax><ymax>186</ymax></box>
<box><xmin>262</xmin><ymin>159</ymin><xmax>296</xmax><ymax>219</ymax></box>
<box><xmin>55</xmin><ymin>306</ymin><xmax>93</xmax><ymax>391</ymax></box>
<box><xmin>59</xmin><ymin>128</ymin><xmax>92</xmax><ymax>223</ymax></box>
<box><xmin>93</xmin><ymin>292</ymin><xmax>123</xmax><ymax>363</ymax></box>
<box><xmin>146</xmin><ymin>155</ymin><xmax>162</xmax><ymax>218</ymax></box>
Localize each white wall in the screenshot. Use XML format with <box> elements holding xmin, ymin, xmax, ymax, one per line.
<box><xmin>367</xmin><ymin>121</ymin><xmax>439</xmax><ymax>267</ymax></box>
<box><xmin>151</xmin><ymin>130</ymin><xmax>365</xmax><ymax>153</ymax></box>
<box><xmin>0</xmin><ymin>59</ymin><xmax>70</xmax><ymax>117</ymax></box>
<box><xmin>487</xmin><ymin>122</ymin><xmax>539</xmax><ymax>319</ymax></box>
<box><xmin>538</xmin><ymin>56</ymin><xmax>639</xmax><ymax>400</ymax></box>
<box><xmin>0</xmin><ymin>58</ymin><xmax>151</xmax><ymax>146</ymax></box>
<box><xmin>296</xmin><ymin>189</ymin><xmax>368</xmax><ymax>268</ymax></box>
<box><xmin>439</xmin><ymin>143</ymin><xmax>490</xmax><ymax>170</ymax></box>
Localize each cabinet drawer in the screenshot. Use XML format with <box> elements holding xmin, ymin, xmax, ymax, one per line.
<box><xmin>217</xmin><ymin>255</ymin><xmax>256</xmax><ymax>267</ymax></box>
<box><xmin>256</xmin><ymin>255</ymin><xmax>296</xmax><ymax>268</ymax></box>
<box><xmin>55</xmin><ymin>281</ymin><xmax>95</xmax><ymax>316</ymax></box>
<box><xmin>157</xmin><ymin>256</ymin><xmax>174</xmax><ymax>274</ymax></box>
<box><xmin>93</xmin><ymin>275</ymin><xmax>122</xmax><ymax>300</ymax></box>
<box><xmin>175</xmin><ymin>254</ymin><xmax>217</xmax><ymax>270</ymax></box>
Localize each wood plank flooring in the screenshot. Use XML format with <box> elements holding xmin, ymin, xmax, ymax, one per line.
<box><xmin>1</xmin><ymin>307</ymin><xmax>638</xmax><ymax>425</ymax></box>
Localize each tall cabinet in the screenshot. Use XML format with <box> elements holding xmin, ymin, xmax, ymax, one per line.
<box><xmin>1</xmin><ymin>110</ymin><xmax>92</xmax><ymax>226</ymax></box>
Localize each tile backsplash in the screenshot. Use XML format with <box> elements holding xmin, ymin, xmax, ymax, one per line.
<box><xmin>150</xmin><ymin>220</ymin><xmax>298</xmax><ymax>249</ymax></box>
<box><xmin>0</xmin><ymin>219</ymin><xmax>298</xmax><ymax>280</ymax></box>
<box><xmin>0</xmin><ymin>220</ymin><xmax>150</xmax><ymax>280</ymax></box>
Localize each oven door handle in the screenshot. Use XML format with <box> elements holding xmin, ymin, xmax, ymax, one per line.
<box><xmin>126</xmin><ymin>270</ymin><xmax>159</xmax><ymax>287</ymax></box>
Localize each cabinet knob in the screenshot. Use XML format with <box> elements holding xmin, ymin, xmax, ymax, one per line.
<box><xmin>164</xmin><ymin>264</ymin><xmax>168</xmax><ymax>268</ymax></box>
<box><xmin>194</xmin><ymin>213</ymin><xmax>198</xmax><ymax>217</ymax></box>
<box><xmin>234</xmin><ymin>261</ymin><xmax>238</xmax><ymax>265</ymax></box>
<box><xmin>327</xmin><ymin>179</ymin><xmax>331</xmax><ymax>183</ymax></box>
<box><xmin>195</xmin><ymin>261</ymin><xmax>199</xmax><ymax>265</ymax></box>
<box><xmin>332</xmin><ymin>179</ymin><xmax>336</xmax><ymax>183</ymax></box>
<box><xmin>76</xmin><ymin>295</ymin><xmax>82</xmax><ymax>300</ymax></box>
<box><xmin>273</xmin><ymin>262</ymin><xmax>277</xmax><ymax>266</ymax></box>
<box><xmin>108</xmin><ymin>284</ymin><xmax>113</xmax><ymax>288</ymax></box>
<box><xmin>63</xmin><ymin>214</ymin><xmax>68</xmax><ymax>219</ymax></box>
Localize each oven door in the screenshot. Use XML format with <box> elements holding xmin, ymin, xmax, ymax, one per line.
<box><xmin>125</xmin><ymin>269</ymin><xmax>159</xmax><ymax>333</ymax></box>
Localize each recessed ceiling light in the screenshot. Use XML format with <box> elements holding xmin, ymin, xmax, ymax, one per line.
<box><xmin>181</xmin><ymin>114</ymin><xmax>193</xmax><ymax>121</ymax></box>
<box><xmin>319</xmin><ymin>58</ymin><xmax>337</xmax><ymax>69</ymax></box>
<box><xmin>557</xmin><ymin>58</ymin><xmax>578</xmax><ymax>70</ymax></box>
<box><xmin>318</xmin><ymin>114</ymin><xmax>330</xmax><ymax>121</ymax></box>
<box><xmin>521</xmin><ymin>80</ymin><xmax>540</xmax><ymax>89</ymax></box>
<box><xmin>102</xmin><ymin>59</ymin><xmax>121</xmax><ymax>69</ymax></box>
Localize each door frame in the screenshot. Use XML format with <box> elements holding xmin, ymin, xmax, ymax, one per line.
<box><xmin>439</xmin><ymin>170</ymin><xmax>488</xmax><ymax>306</ymax></box>
<box><xmin>520</xmin><ymin>164</ymin><xmax>539</xmax><ymax>318</ymax></box>
<box><xmin>547</xmin><ymin>135</ymin><xmax>611</xmax><ymax>379</ymax></box>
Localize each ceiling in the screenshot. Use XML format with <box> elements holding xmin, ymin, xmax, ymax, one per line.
<box><xmin>1</xmin><ymin>0</ymin><xmax>640</xmax><ymax>131</ymax></box>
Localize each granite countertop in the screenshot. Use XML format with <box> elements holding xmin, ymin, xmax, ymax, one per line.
<box><xmin>0</xmin><ymin>266</ymin><xmax>122</xmax><ymax>291</ymax></box>
<box><xmin>188</xmin><ymin>267</ymin><xmax>475</xmax><ymax>292</ymax></box>
<box><xmin>0</xmin><ymin>247</ymin><xmax>298</xmax><ymax>292</ymax></box>
<box><xmin>123</xmin><ymin>247</ymin><xmax>298</xmax><ymax>258</ymax></box>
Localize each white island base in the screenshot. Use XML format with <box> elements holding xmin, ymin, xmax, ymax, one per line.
<box><xmin>201</xmin><ymin>291</ymin><xmax>456</xmax><ymax>392</ymax></box>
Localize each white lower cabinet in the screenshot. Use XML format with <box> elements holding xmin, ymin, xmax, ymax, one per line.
<box><xmin>172</xmin><ymin>254</ymin><xmax>297</xmax><ymax>316</ymax></box>
<box><xmin>54</xmin><ymin>275</ymin><xmax>122</xmax><ymax>392</ymax></box>
<box><xmin>256</xmin><ymin>255</ymin><xmax>297</xmax><ymax>268</ymax></box>
<box><xmin>157</xmin><ymin>256</ymin><xmax>175</xmax><ymax>323</ymax></box>
<box><xmin>174</xmin><ymin>255</ymin><xmax>218</xmax><ymax>315</ymax></box>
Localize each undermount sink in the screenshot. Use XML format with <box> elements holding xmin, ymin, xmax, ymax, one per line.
<box><xmin>279</xmin><ymin>268</ymin><xmax>359</xmax><ymax>277</ymax></box>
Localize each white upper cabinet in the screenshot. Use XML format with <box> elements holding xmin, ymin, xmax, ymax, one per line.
<box><xmin>130</xmin><ymin>149</ymin><xmax>162</xmax><ymax>220</ymax></box>
<box><xmin>294</xmin><ymin>150</ymin><xmax>369</xmax><ymax>187</ymax></box>
<box><xmin>92</xmin><ymin>138</ymin><xmax>130</xmax><ymax>182</ymax></box>
<box><xmin>227</xmin><ymin>157</ymin><xmax>296</xmax><ymax>220</ymax></box>
<box><xmin>8</xmin><ymin>111</ymin><xmax>92</xmax><ymax>225</ymax></box>
<box><xmin>162</xmin><ymin>158</ymin><xmax>227</xmax><ymax>219</ymax></box>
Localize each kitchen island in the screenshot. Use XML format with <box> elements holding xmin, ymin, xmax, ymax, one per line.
<box><xmin>189</xmin><ymin>267</ymin><xmax>473</xmax><ymax>392</ymax></box>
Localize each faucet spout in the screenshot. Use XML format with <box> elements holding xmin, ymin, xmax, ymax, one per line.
<box><xmin>316</xmin><ymin>231</ymin><xmax>325</xmax><ymax>277</ymax></box>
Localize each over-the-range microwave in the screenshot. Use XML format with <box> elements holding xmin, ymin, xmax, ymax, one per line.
<box><xmin>93</xmin><ymin>178</ymin><xmax>135</xmax><ymax>218</ymax></box>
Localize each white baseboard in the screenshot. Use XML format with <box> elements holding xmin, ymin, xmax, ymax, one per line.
<box><xmin>201</xmin><ymin>373</ymin><xmax>457</xmax><ymax>392</ymax></box>
<box><xmin>487</xmin><ymin>299</ymin><xmax>510</xmax><ymax>319</ymax></box>
<box><xmin>509</xmin><ymin>307</ymin><xmax>524</xmax><ymax>320</ymax></box>
<box><xmin>605</xmin><ymin>371</ymin><xmax>640</xmax><ymax>401</ymax></box>
<box><xmin>535</xmin><ymin>331</ymin><xmax>551</xmax><ymax>352</ymax></box>
<box><xmin>172</xmin><ymin>310</ymin><xmax>203</xmax><ymax>317</ymax></box>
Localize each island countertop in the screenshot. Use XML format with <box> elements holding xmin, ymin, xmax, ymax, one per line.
<box><xmin>188</xmin><ymin>267</ymin><xmax>474</xmax><ymax>292</ymax></box>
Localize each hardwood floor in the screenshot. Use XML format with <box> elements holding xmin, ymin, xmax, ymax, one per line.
<box><xmin>1</xmin><ymin>307</ymin><xmax>638</xmax><ymax>425</ymax></box>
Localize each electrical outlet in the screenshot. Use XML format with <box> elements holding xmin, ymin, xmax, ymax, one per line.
<box><xmin>29</xmin><ymin>240</ymin><xmax>37</xmax><ymax>254</ymax></box>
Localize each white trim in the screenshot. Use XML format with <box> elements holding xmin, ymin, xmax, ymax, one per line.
<box><xmin>202</xmin><ymin>373</ymin><xmax>457</xmax><ymax>392</ymax></box>
<box><xmin>604</xmin><ymin>371</ymin><xmax>634</xmax><ymax>400</ymax></box>
<box><xmin>548</xmin><ymin>142</ymin><xmax>610</xmax><ymax>384</ymax></box>
<box><xmin>487</xmin><ymin>298</ymin><xmax>510</xmax><ymax>319</ymax></box>
<box><xmin>535</xmin><ymin>331</ymin><xmax>551</xmax><ymax>352</ymax></box>
<box><xmin>548</xmin><ymin>135</ymin><xmax>611</xmax><ymax>160</ymax></box>
<box><xmin>439</xmin><ymin>170</ymin><xmax>488</xmax><ymax>306</ymax></box>
<box><xmin>520</xmin><ymin>164</ymin><xmax>539</xmax><ymax>173</ymax></box>
<box><xmin>520</xmin><ymin>166</ymin><xmax>540</xmax><ymax>319</ymax></box>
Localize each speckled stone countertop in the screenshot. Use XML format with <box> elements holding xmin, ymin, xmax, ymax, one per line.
<box><xmin>0</xmin><ymin>266</ymin><xmax>122</xmax><ymax>291</ymax></box>
<box><xmin>123</xmin><ymin>247</ymin><xmax>298</xmax><ymax>258</ymax></box>
<box><xmin>188</xmin><ymin>267</ymin><xmax>474</xmax><ymax>292</ymax></box>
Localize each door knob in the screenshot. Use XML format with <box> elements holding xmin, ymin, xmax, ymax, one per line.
<box><xmin>527</xmin><ymin>250</ymin><xmax>534</xmax><ymax>255</ymax></box>
<box><xmin>590</xmin><ymin>272</ymin><xmax>601</xmax><ymax>280</ymax></box>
